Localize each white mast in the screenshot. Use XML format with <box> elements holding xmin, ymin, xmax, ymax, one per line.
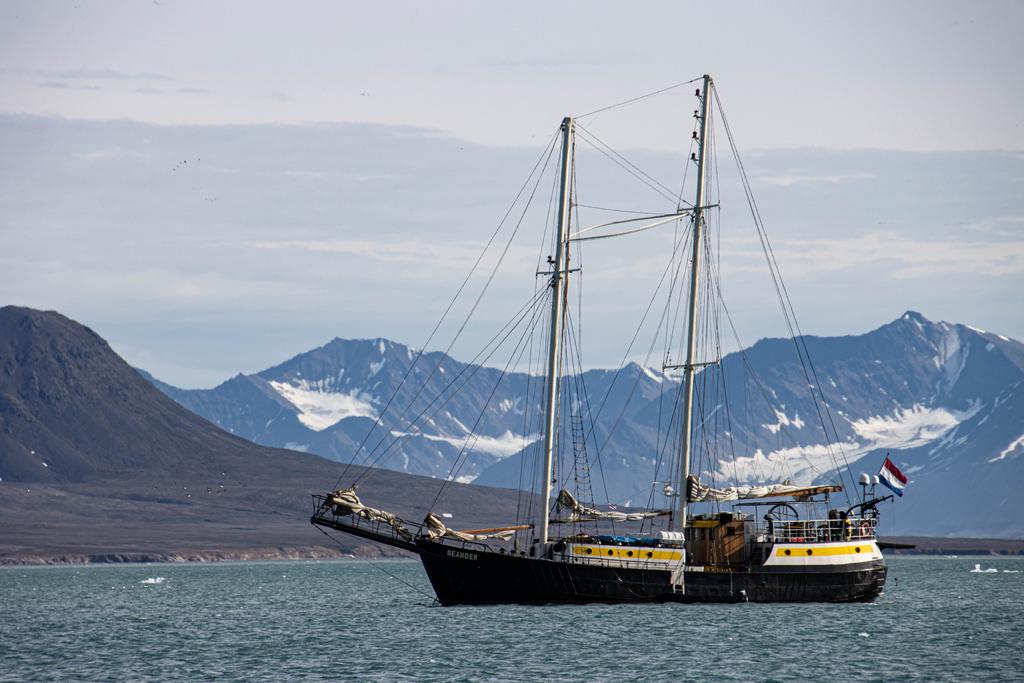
<box><xmin>537</xmin><ymin>116</ymin><xmax>574</xmax><ymax>546</ymax></box>
<box><xmin>675</xmin><ymin>75</ymin><xmax>712</xmax><ymax>532</ymax></box>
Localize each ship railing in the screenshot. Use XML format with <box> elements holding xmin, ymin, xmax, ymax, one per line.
<box><xmin>759</xmin><ymin>516</ymin><xmax>877</xmax><ymax>543</ymax></box>
<box><xmin>310</xmin><ymin>494</ymin><xmax>517</xmax><ymax>554</ymax></box>
<box><xmin>310</xmin><ymin>494</ymin><xmax>424</xmax><ymax>552</ymax></box>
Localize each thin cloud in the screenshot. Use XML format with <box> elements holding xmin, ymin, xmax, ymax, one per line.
<box><xmin>756</xmin><ymin>172</ymin><xmax>874</xmax><ymax>187</ymax></box>
<box><xmin>246</xmin><ymin>238</ymin><xmax>531</xmax><ymax>268</ymax></box>
<box><xmin>765</xmin><ymin>233</ymin><xmax>1024</xmax><ymax>278</ymax></box>
<box><xmin>37</xmin><ymin>81</ymin><xmax>101</xmax><ymax>91</ymax></box>
<box><xmin>48</xmin><ymin>67</ymin><xmax>173</xmax><ymax>81</ymax></box>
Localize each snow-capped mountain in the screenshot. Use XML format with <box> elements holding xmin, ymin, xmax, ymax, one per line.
<box><xmin>149</xmin><ymin>335</ymin><xmax>676</xmax><ymax>485</ymax></box>
<box><xmin>146</xmin><ymin>312</ymin><xmax>1024</xmax><ymax>537</ymax></box>
<box><xmin>152</xmin><ymin>338</ymin><xmax>543</xmax><ymax>483</ymax></box>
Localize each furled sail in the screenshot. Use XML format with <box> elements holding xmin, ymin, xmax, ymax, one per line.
<box><xmin>328</xmin><ymin>487</ymin><xmax>413</xmax><ymax>541</ymax></box>
<box><xmin>555</xmin><ymin>489</ymin><xmax>668</xmax><ymax>522</ymax></box>
<box><xmin>686</xmin><ymin>475</ymin><xmax>841</xmax><ymax>502</ymax></box>
<box><xmin>423</xmin><ymin>513</ymin><xmax>516</xmax><ymax>541</ymax></box>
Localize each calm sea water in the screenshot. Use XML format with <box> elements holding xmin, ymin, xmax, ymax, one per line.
<box><xmin>2</xmin><ymin>557</ymin><xmax>1021</xmax><ymax>682</ymax></box>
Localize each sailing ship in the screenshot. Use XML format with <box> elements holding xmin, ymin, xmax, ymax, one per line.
<box><xmin>312</xmin><ymin>75</ymin><xmax>892</xmax><ymax>604</ymax></box>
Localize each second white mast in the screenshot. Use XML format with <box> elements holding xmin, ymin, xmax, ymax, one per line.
<box><xmin>674</xmin><ymin>75</ymin><xmax>712</xmax><ymax>532</ymax></box>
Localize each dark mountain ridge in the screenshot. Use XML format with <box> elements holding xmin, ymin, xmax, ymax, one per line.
<box><xmin>0</xmin><ymin>306</ymin><xmax>531</xmax><ymax>563</ymax></box>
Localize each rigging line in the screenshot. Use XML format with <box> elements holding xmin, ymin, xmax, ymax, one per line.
<box><xmin>573</xmin><ymin>203</ymin><xmax>664</xmax><ymax>216</ymax></box>
<box><xmin>700</xmin><ymin>225</ymin><xmax>743</xmax><ymax>488</ymax></box>
<box><xmin>431</xmin><ymin>290</ymin><xmax>548</xmax><ymax>504</ymax></box>
<box><xmin>387</xmin><ymin>133</ymin><xmax>558</xmax><ymax>443</ymax></box>
<box><xmin>644</xmin><ymin>379</ymin><xmax>684</xmax><ymax>521</ymax></box>
<box><xmin>335</xmin><ymin>130</ymin><xmax>560</xmax><ymax>487</ymax></box>
<box><xmin>642</xmin><ymin>222</ymin><xmax>689</xmax><ymax>520</ymax></box>
<box><xmin>707</xmin><ymin>257</ymin><xmax>833</xmax><ymax>482</ymax></box>
<box><xmin>582</xmin><ymin>221</ymin><xmax>694</xmax><ymax>492</ymax></box>
<box><xmin>713</xmin><ymin>90</ymin><xmax>852</xmax><ymax>496</ymax></box>
<box><xmin>642</xmin><ymin>218</ymin><xmax>697</xmax><ymax>515</ymax></box>
<box><xmin>574</xmin><ymin>134</ymin><xmax>680</xmax><ymax>207</ymax></box>
<box><xmin>516</xmin><ymin>273</ymin><xmax>545</xmax><ymax>525</ymax></box>
<box><xmin>575</xmin><ymin>124</ymin><xmax>689</xmax><ymax>206</ymax></box>
<box><xmin>351</xmin><ymin>132</ymin><xmax>560</xmax><ymax>479</ymax></box>
<box><xmin>521</xmin><ymin>287</ymin><xmax>553</xmax><ymax>526</ymax></box>
<box><xmin>354</xmin><ymin>286</ymin><xmax>547</xmax><ymax>473</ymax></box>
<box><xmin>570</xmin><ymin>212</ymin><xmax>699</xmax><ymax>242</ymax></box>
<box><xmin>353</xmin><ymin>287</ymin><xmax>549</xmax><ymax>484</ymax></box>
<box><xmin>706</xmin><ymin>116</ymin><xmax>737</xmax><ymax>488</ymax></box>
<box><xmin>711</xmin><ymin>91</ymin><xmax>819</xmax><ymax>425</ymax></box>
<box><xmin>570</xmin><ymin>218</ymin><xmax>606</xmax><ymax>518</ymax></box>
<box><xmin>573</xmin><ymin>123</ymin><xmax>682</xmax><ymax>204</ymax></box>
<box><xmin>571</xmin><ymin>209</ymin><xmax>694</xmax><ymax>238</ymax></box>
<box><xmin>730</xmin><ymin>171</ymin><xmax>850</xmax><ymax>488</ymax></box>
<box><xmin>352</xmin><ymin>294</ymin><xmax>545</xmax><ymax>490</ymax></box>
<box><xmin>578</xmin><ymin>216</ymin><xmax>691</xmax><ymax>452</ymax></box>
<box><xmin>576</xmin><ymin>76</ymin><xmax>702</xmax><ymax>118</ymax></box>
<box><xmin>563</xmin><ymin>304</ymin><xmax>613</xmax><ymax>516</ymax></box>
<box><xmin>585</xmin><ymin>214</ymin><xmax>692</xmax><ymax>469</ymax></box>
<box><xmin>313</xmin><ymin>525</ymin><xmax>436</xmax><ymax>603</ymax></box>
<box><xmin>565</xmin><ymin>314</ymin><xmax>605</xmax><ymax>536</ymax></box>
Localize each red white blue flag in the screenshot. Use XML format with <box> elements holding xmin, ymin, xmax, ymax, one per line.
<box><xmin>878</xmin><ymin>456</ymin><xmax>908</xmax><ymax>497</ymax></box>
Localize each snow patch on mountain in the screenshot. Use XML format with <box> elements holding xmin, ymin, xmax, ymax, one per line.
<box><xmin>497</xmin><ymin>397</ymin><xmax>524</xmax><ymax>414</ymax></box>
<box><xmin>715</xmin><ymin>442</ymin><xmax>850</xmax><ymax>485</ymax></box>
<box><xmin>391</xmin><ymin>429</ymin><xmax>539</xmax><ymax>458</ymax></box>
<box><xmin>762</xmin><ymin>409</ymin><xmax>805</xmax><ymax>434</ymax></box>
<box><xmin>269</xmin><ymin>380</ymin><xmax>376</xmax><ymax>430</ymax></box>
<box><xmin>639</xmin><ymin>365</ymin><xmax>665</xmax><ymax>383</ymax></box>
<box><xmin>723</xmin><ymin>401</ymin><xmax>982</xmax><ymax>484</ymax></box>
<box><xmin>990</xmin><ymin>434</ymin><xmax>1024</xmax><ymax>463</ymax></box>
<box><xmin>850</xmin><ymin>402</ymin><xmax>980</xmax><ymax>450</ymax></box>
<box><xmin>937</xmin><ymin>326</ymin><xmax>969</xmax><ymax>389</ymax></box>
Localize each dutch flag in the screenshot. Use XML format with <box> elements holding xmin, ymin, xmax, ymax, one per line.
<box><xmin>878</xmin><ymin>456</ymin><xmax>908</xmax><ymax>497</ymax></box>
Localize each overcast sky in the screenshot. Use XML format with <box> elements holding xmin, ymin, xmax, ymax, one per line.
<box><xmin>2</xmin><ymin>1</ymin><xmax>1022</xmax><ymax>387</ymax></box>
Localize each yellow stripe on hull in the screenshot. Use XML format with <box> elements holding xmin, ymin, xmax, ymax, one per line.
<box><xmin>764</xmin><ymin>540</ymin><xmax>883</xmax><ymax>567</ymax></box>
<box><xmin>571</xmin><ymin>545</ymin><xmax>682</xmax><ymax>561</ymax></box>
<box><xmin>774</xmin><ymin>544</ymin><xmax>872</xmax><ymax>557</ymax></box>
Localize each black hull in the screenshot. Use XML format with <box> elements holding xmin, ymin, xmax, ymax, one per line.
<box><xmin>415</xmin><ymin>539</ymin><xmax>886</xmax><ymax>605</ymax></box>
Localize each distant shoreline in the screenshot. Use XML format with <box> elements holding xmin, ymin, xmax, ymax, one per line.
<box><xmin>879</xmin><ymin>536</ymin><xmax>1024</xmax><ymax>556</ymax></box>
<box><xmin>3</xmin><ymin>537</ymin><xmax>1023</xmax><ymax>567</ymax></box>
<box><xmin>0</xmin><ymin>545</ymin><xmax>415</xmax><ymax>567</ymax></box>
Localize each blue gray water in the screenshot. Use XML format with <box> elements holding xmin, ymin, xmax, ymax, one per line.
<box><xmin>2</xmin><ymin>557</ymin><xmax>1021</xmax><ymax>682</ymax></box>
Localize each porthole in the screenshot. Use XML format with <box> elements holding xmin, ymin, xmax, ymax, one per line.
<box><xmin>855</xmin><ymin>547</ymin><xmax>861</xmax><ymax>553</ymax></box>
<box><xmin>646</xmin><ymin>551</ymin><xmax>654</xmax><ymax>558</ymax></box>
<box><xmin>607</xmin><ymin>549</ymin><xmax>614</xmax><ymax>556</ymax></box>
<box><xmin>806</xmin><ymin>549</ymin><xmax>813</xmax><ymax>556</ymax></box>
<box><xmin>784</xmin><ymin>549</ymin><xmax>791</xmax><ymax>556</ymax></box>
<box><xmin>585</xmin><ymin>548</ymin><xmax>592</xmax><ymax>555</ymax></box>
<box><xmin>627</xmin><ymin>550</ymin><xmax>634</xmax><ymax>558</ymax></box>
